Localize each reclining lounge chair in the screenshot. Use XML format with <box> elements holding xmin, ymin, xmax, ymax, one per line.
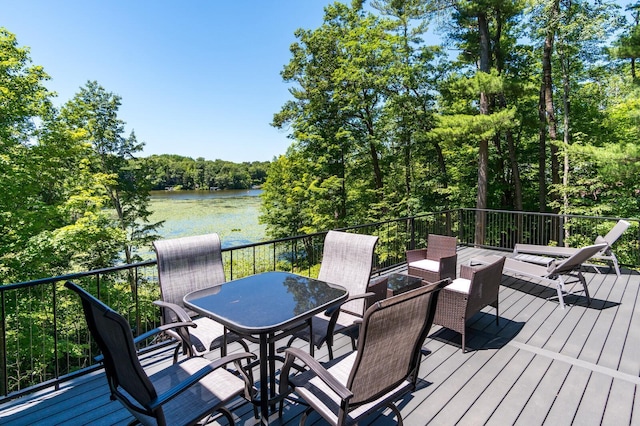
<box><xmin>472</xmin><ymin>243</ymin><xmax>607</xmax><ymax>309</ymax></box>
<box><xmin>513</xmin><ymin>220</ymin><xmax>630</xmax><ymax>277</ymax></box>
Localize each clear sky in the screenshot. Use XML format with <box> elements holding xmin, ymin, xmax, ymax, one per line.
<box><xmin>3</xmin><ymin>1</ymin><xmax>336</xmax><ymax>163</ymax></box>
<box><xmin>4</xmin><ymin>1</ymin><xmax>631</xmax><ymax>163</ymax></box>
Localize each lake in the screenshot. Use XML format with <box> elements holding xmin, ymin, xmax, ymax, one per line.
<box><xmin>148</xmin><ymin>189</ymin><xmax>266</xmax><ymax>248</ymax></box>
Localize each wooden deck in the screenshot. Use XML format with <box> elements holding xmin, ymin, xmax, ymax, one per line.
<box><xmin>1</xmin><ymin>246</ymin><xmax>639</xmax><ymax>425</ymax></box>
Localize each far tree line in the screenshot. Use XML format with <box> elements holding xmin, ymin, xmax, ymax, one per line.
<box><xmin>145</xmin><ymin>154</ymin><xmax>269</xmax><ymax>191</ymax></box>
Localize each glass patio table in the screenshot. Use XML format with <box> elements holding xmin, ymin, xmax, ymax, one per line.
<box><xmin>183</xmin><ymin>271</ymin><xmax>348</xmax><ymax>424</ymax></box>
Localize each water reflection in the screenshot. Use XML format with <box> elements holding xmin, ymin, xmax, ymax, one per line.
<box><xmin>283</xmin><ymin>274</ymin><xmax>346</xmax><ymax>316</ymax></box>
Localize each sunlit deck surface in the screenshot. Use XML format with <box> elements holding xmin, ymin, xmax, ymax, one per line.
<box><xmin>2</xmin><ymin>246</ymin><xmax>639</xmax><ymax>425</ymax></box>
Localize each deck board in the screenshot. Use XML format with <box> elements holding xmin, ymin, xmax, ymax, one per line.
<box><xmin>572</xmin><ymin>372</ymin><xmax>613</xmax><ymax>425</ymax></box>
<box><xmin>1</xmin><ymin>246</ymin><xmax>639</xmax><ymax>425</ymax></box>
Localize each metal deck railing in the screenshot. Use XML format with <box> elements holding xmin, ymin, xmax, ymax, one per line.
<box><xmin>1</xmin><ymin>209</ymin><xmax>637</xmax><ymax>402</ymax></box>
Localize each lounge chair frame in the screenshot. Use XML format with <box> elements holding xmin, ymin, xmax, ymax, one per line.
<box><xmin>513</xmin><ymin>220</ymin><xmax>630</xmax><ymax>277</ymax></box>
<box><xmin>473</xmin><ymin>243</ymin><xmax>607</xmax><ymax>309</ymax></box>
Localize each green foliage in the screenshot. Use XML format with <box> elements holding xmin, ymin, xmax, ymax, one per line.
<box><xmin>59</xmin><ymin>82</ymin><xmax>163</xmax><ymax>267</ymax></box>
<box><xmin>145</xmin><ymin>154</ymin><xmax>268</xmax><ymax>190</ymax></box>
<box><xmin>260</xmin><ymin>0</ymin><xmax>637</xmax><ymax>240</ymax></box>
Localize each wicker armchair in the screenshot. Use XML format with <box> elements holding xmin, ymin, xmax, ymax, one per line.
<box><xmin>406</xmin><ymin>234</ymin><xmax>458</xmax><ymax>282</ymax></box>
<box><xmin>433</xmin><ymin>256</ymin><xmax>505</xmax><ymax>352</ymax></box>
<box><xmin>279</xmin><ymin>281</ymin><xmax>449</xmax><ymax>426</ymax></box>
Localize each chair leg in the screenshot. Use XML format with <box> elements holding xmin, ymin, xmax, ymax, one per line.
<box><xmin>386</xmin><ymin>402</ymin><xmax>404</xmax><ymax>426</ymax></box>
<box><xmin>172</xmin><ymin>343</ymin><xmax>181</xmax><ymax>364</ymax></box>
<box><xmin>217</xmin><ymin>407</ymin><xmax>235</xmax><ymax>425</ymax></box>
<box><xmin>300</xmin><ymin>406</ymin><xmax>314</xmax><ymax>426</ymax></box>
<box><xmin>579</xmin><ymin>272</ymin><xmax>591</xmax><ymax>305</ymax></box>
<box><xmin>495</xmin><ymin>301</ymin><xmax>499</xmax><ymax>326</ymax></box>
<box><xmin>612</xmin><ymin>256</ymin><xmax>621</xmax><ymax>277</ymax></box>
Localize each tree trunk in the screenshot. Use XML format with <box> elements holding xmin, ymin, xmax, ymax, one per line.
<box><xmin>506</xmin><ymin>130</ymin><xmax>523</xmax><ymax>211</ymax></box>
<box><xmin>538</xmin><ymin>0</ymin><xmax>559</xmax><ymax>213</ymax></box>
<box><xmin>561</xmin><ymin>53</ymin><xmax>572</xmax><ymax>244</ymax></box>
<box><xmin>475</xmin><ymin>12</ymin><xmax>491</xmax><ymax>246</ymax></box>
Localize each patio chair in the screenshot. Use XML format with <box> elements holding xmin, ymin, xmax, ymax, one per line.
<box><xmin>473</xmin><ymin>243</ymin><xmax>607</xmax><ymax>309</ymax></box>
<box><xmin>65</xmin><ymin>281</ymin><xmax>256</xmax><ymax>426</ymax></box>
<box><xmin>433</xmin><ymin>256</ymin><xmax>506</xmax><ymax>352</ymax></box>
<box><xmin>153</xmin><ymin>233</ymin><xmax>250</xmax><ymax>362</ymax></box>
<box><xmin>513</xmin><ymin>219</ymin><xmax>630</xmax><ymax>276</ymax></box>
<box><xmin>283</xmin><ymin>230</ymin><xmax>383</xmax><ymax>360</ymax></box>
<box><xmin>279</xmin><ymin>280</ymin><xmax>448</xmax><ymax>426</ymax></box>
<box><xmin>406</xmin><ymin>234</ymin><xmax>458</xmax><ymax>283</ymax></box>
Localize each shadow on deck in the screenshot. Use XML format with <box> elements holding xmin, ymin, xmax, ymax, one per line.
<box><xmin>1</xmin><ymin>246</ymin><xmax>638</xmax><ymax>425</ymax></box>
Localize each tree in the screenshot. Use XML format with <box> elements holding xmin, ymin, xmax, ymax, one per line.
<box><xmin>0</xmin><ymin>29</ymin><xmax>121</xmax><ymax>281</ymax></box>
<box><xmin>60</xmin><ymin>82</ymin><xmax>161</xmax><ymax>271</ymax></box>
<box><xmin>433</xmin><ymin>0</ymin><xmax>523</xmax><ymax>243</ymax></box>
<box><xmin>613</xmin><ymin>2</ymin><xmax>640</xmax><ymax>80</ymax></box>
<box><xmin>273</xmin><ymin>3</ymin><xmax>402</xmax><ymax>223</ymax></box>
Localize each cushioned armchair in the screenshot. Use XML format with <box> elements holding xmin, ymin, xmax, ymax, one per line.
<box><xmin>406</xmin><ymin>234</ymin><xmax>458</xmax><ymax>283</ymax></box>
<box><xmin>433</xmin><ymin>256</ymin><xmax>505</xmax><ymax>352</ymax></box>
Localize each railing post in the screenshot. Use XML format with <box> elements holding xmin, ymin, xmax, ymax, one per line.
<box><xmin>1</xmin><ymin>291</ymin><xmax>6</xmax><ymax>397</ymax></box>
<box><xmin>52</xmin><ymin>282</ymin><xmax>59</xmax><ymax>389</ymax></box>
<box><xmin>134</xmin><ymin>267</ymin><xmax>141</xmax><ymax>335</ymax></box>
<box><xmin>409</xmin><ymin>217</ymin><xmax>416</xmax><ymax>250</ymax></box>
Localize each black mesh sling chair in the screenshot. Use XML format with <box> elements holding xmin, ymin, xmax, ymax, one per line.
<box><xmin>153</xmin><ymin>233</ymin><xmax>250</xmax><ymax>363</ymax></box>
<box><xmin>65</xmin><ymin>281</ymin><xmax>256</xmax><ymax>426</ymax></box>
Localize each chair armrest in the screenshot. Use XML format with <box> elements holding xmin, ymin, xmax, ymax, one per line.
<box><xmin>94</xmin><ymin>321</ymin><xmax>197</xmax><ymax>364</ymax></box>
<box><xmin>439</xmin><ymin>254</ymin><xmax>458</xmax><ymax>280</ymax></box>
<box><xmin>148</xmin><ymin>352</ymin><xmax>257</xmax><ymax>410</ymax></box>
<box><xmin>406</xmin><ymin>248</ymin><xmax>428</xmax><ymax>263</ymax></box>
<box><xmin>153</xmin><ymin>300</ymin><xmax>192</xmax><ymax>323</ymax></box>
<box><xmin>324</xmin><ymin>291</ymin><xmax>377</xmax><ymax>316</ymax></box>
<box><xmin>459</xmin><ymin>264</ymin><xmax>476</xmax><ymax>280</ymax></box>
<box><xmin>133</xmin><ymin>321</ymin><xmax>196</xmax><ymax>346</ymax></box>
<box><xmin>279</xmin><ymin>347</ymin><xmax>353</xmax><ymax>401</ymax></box>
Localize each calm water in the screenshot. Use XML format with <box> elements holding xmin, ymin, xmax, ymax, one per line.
<box><xmin>148</xmin><ymin>189</ymin><xmax>266</xmax><ymax>248</ymax></box>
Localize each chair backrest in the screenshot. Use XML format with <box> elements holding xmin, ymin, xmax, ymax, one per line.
<box><xmin>318</xmin><ymin>230</ymin><xmax>378</xmax><ymax>316</ymax></box>
<box><xmin>64</xmin><ymin>282</ymin><xmax>157</xmax><ymax>413</ymax></box>
<box><xmin>153</xmin><ymin>233</ymin><xmax>225</xmax><ymax>320</ymax></box>
<box><xmin>599</xmin><ymin>220</ymin><xmax>630</xmax><ymax>247</ymax></box>
<box><xmin>426</xmin><ymin>234</ymin><xmax>457</xmax><ymax>260</ymax></box>
<box><xmin>346</xmin><ymin>282</ymin><xmax>445</xmax><ymax>406</ymax></box>
<box><xmin>467</xmin><ymin>256</ymin><xmax>505</xmax><ymax>314</ymax></box>
<box><xmin>551</xmin><ymin>243</ymin><xmax>608</xmax><ymax>275</ymax></box>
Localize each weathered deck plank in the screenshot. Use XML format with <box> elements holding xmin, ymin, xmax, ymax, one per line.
<box><xmin>1</xmin><ymin>246</ymin><xmax>638</xmax><ymax>425</ymax></box>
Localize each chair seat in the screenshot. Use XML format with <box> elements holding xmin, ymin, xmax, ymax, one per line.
<box><xmin>445</xmin><ymin>277</ymin><xmax>471</xmax><ymax>293</ymax></box>
<box><xmin>291</xmin><ymin>352</ymin><xmax>413</xmax><ymax>425</ymax></box>
<box><xmin>149</xmin><ymin>357</ymin><xmax>247</xmax><ymax>425</ymax></box>
<box><xmin>190</xmin><ymin>316</ymin><xmax>229</xmax><ymax>353</ymax></box>
<box><xmin>408</xmin><ymin>258</ymin><xmax>440</xmax><ymax>272</ymax></box>
<box><xmin>302</xmin><ymin>311</ymin><xmax>362</xmax><ymax>349</ymax></box>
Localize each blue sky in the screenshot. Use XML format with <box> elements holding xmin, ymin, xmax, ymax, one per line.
<box><xmin>3</xmin><ymin>1</ymin><xmax>337</xmax><ymax>162</ymax></box>
<box><xmin>4</xmin><ymin>1</ymin><xmax>631</xmax><ymax>163</ymax></box>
